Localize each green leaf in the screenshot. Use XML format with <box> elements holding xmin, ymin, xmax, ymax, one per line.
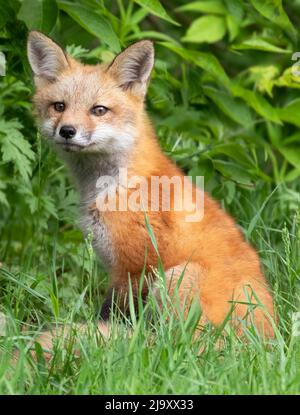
<box><xmin>0</xmin><ymin>189</ymin><xmax>8</xmax><ymax>207</ymax></box>
<box><xmin>226</xmin><ymin>14</ymin><xmax>240</xmax><ymax>42</ymax></box>
<box><xmin>212</xmin><ymin>160</ymin><xmax>254</xmax><ymax>185</ymax></box>
<box><xmin>284</xmin><ymin>168</ymin><xmax>300</xmax><ymax>182</ymax></box>
<box><xmin>210</xmin><ymin>143</ymin><xmax>254</xmax><ymax>167</ymax></box>
<box><xmin>231</xmin><ymin>84</ymin><xmax>281</xmax><ymax>123</ymax></box>
<box><xmin>0</xmin><ymin>119</ymin><xmax>35</xmax><ymax>181</ymax></box>
<box><xmin>275</xmin><ymin>67</ymin><xmax>300</xmax><ymax>90</ymax></box>
<box><xmin>57</xmin><ymin>1</ymin><xmax>120</xmax><ymax>52</ymax></box>
<box><xmin>0</xmin><ymin>3</ymin><xmax>11</xmax><ymax>30</ymax></box>
<box><xmin>232</xmin><ymin>38</ymin><xmax>291</xmax><ymax>53</ymax></box>
<box><xmin>182</xmin><ymin>15</ymin><xmax>226</xmax><ymax>43</ymax></box>
<box><xmin>128</xmin><ymin>30</ymin><xmax>179</xmax><ymax>44</ymax></box>
<box><xmin>42</xmin><ymin>195</ymin><xmax>58</xmax><ymax>219</ymax></box>
<box><xmin>277</xmin><ymin>145</ymin><xmax>300</xmax><ymax>170</ymax></box>
<box><xmin>130</xmin><ymin>8</ymin><xmax>149</xmax><ymax>25</ymax></box>
<box><xmin>203</xmin><ymin>86</ymin><xmax>253</xmax><ymax>126</ymax></box>
<box><xmin>248</xmin><ymin>65</ymin><xmax>280</xmax><ymax>96</ymax></box>
<box><xmin>17</xmin><ymin>0</ymin><xmax>58</xmax><ymax>33</ymax></box>
<box><xmin>224</xmin><ymin>0</ymin><xmax>244</xmax><ymax>23</ymax></box>
<box><xmin>66</xmin><ymin>44</ymin><xmax>89</xmax><ymax>59</ymax></box>
<box><xmin>177</xmin><ymin>1</ymin><xmax>226</xmax><ymax>14</ymax></box>
<box><xmin>160</xmin><ymin>42</ymin><xmax>231</xmax><ymax>90</ymax></box>
<box><xmin>279</xmin><ymin>98</ymin><xmax>300</xmax><ymax>127</ymax></box>
<box><xmin>250</xmin><ymin>0</ymin><xmax>296</xmax><ymax>40</ymax></box>
<box><xmin>134</xmin><ymin>0</ymin><xmax>179</xmax><ymax>26</ymax></box>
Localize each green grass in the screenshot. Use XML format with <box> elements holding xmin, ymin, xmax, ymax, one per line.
<box><xmin>0</xmin><ymin>183</ymin><xmax>300</xmax><ymax>395</ymax></box>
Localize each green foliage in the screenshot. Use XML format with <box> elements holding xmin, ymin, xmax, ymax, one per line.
<box><xmin>0</xmin><ymin>119</ymin><xmax>35</xmax><ymax>181</ymax></box>
<box><xmin>0</xmin><ymin>0</ymin><xmax>300</xmax><ymax>394</ymax></box>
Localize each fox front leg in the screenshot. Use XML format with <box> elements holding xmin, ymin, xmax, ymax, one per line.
<box><xmin>99</xmin><ymin>282</ymin><xmax>148</xmax><ymax>321</ymax></box>
<box><xmin>99</xmin><ymin>287</ymin><xmax>114</xmax><ymax>321</ymax></box>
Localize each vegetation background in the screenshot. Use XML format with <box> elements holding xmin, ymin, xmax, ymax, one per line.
<box><xmin>0</xmin><ymin>0</ymin><xmax>300</xmax><ymax>394</ymax></box>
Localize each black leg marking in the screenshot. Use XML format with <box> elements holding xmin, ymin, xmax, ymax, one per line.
<box><xmin>99</xmin><ymin>288</ymin><xmax>113</xmax><ymax>321</ymax></box>
<box><xmin>99</xmin><ymin>286</ymin><xmax>149</xmax><ymax>321</ymax></box>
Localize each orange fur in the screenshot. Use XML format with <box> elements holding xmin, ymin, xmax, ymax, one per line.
<box><xmin>95</xmin><ymin>126</ymin><xmax>275</xmax><ymax>338</ymax></box>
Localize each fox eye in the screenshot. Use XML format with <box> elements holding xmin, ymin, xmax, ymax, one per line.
<box><xmin>53</xmin><ymin>102</ymin><xmax>65</xmax><ymax>112</ymax></box>
<box><xmin>91</xmin><ymin>105</ymin><xmax>108</xmax><ymax>116</ymax></box>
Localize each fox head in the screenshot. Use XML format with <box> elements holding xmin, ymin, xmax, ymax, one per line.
<box><xmin>27</xmin><ymin>31</ymin><xmax>154</xmax><ymax>154</ymax></box>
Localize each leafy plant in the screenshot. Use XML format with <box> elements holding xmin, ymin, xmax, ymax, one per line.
<box><xmin>0</xmin><ymin>0</ymin><xmax>300</xmax><ymax>395</ymax></box>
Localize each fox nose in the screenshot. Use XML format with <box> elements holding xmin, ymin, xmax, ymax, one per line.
<box><xmin>59</xmin><ymin>125</ymin><xmax>76</xmax><ymax>139</ymax></box>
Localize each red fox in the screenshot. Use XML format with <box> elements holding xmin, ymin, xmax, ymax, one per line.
<box><xmin>27</xmin><ymin>31</ymin><xmax>275</xmax><ymax>351</ymax></box>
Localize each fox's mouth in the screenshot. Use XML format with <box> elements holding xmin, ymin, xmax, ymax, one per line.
<box><xmin>56</xmin><ymin>142</ymin><xmax>93</xmax><ymax>152</ymax></box>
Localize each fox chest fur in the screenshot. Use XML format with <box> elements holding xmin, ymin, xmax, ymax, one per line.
<box><xmin>66</xmin><ymin>153</ymin><xmax>120</xmax><ymax>269</ymax></box>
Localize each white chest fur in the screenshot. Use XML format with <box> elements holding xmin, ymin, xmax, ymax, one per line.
<box><xmin>63</xmin><ymin>152</ymin><xmax>123</xmax><ymax>270</ymax></box>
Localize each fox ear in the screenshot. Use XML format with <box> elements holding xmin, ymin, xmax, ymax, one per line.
<box><xmin>27</xmin><ymin>31</ymin><xmax>69</xmax><ymax>81</ymax></box>
<box><xmin>107</xmin><ymin>40</ymin><xmax>154</xmax><ymax>98</ymax></box>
